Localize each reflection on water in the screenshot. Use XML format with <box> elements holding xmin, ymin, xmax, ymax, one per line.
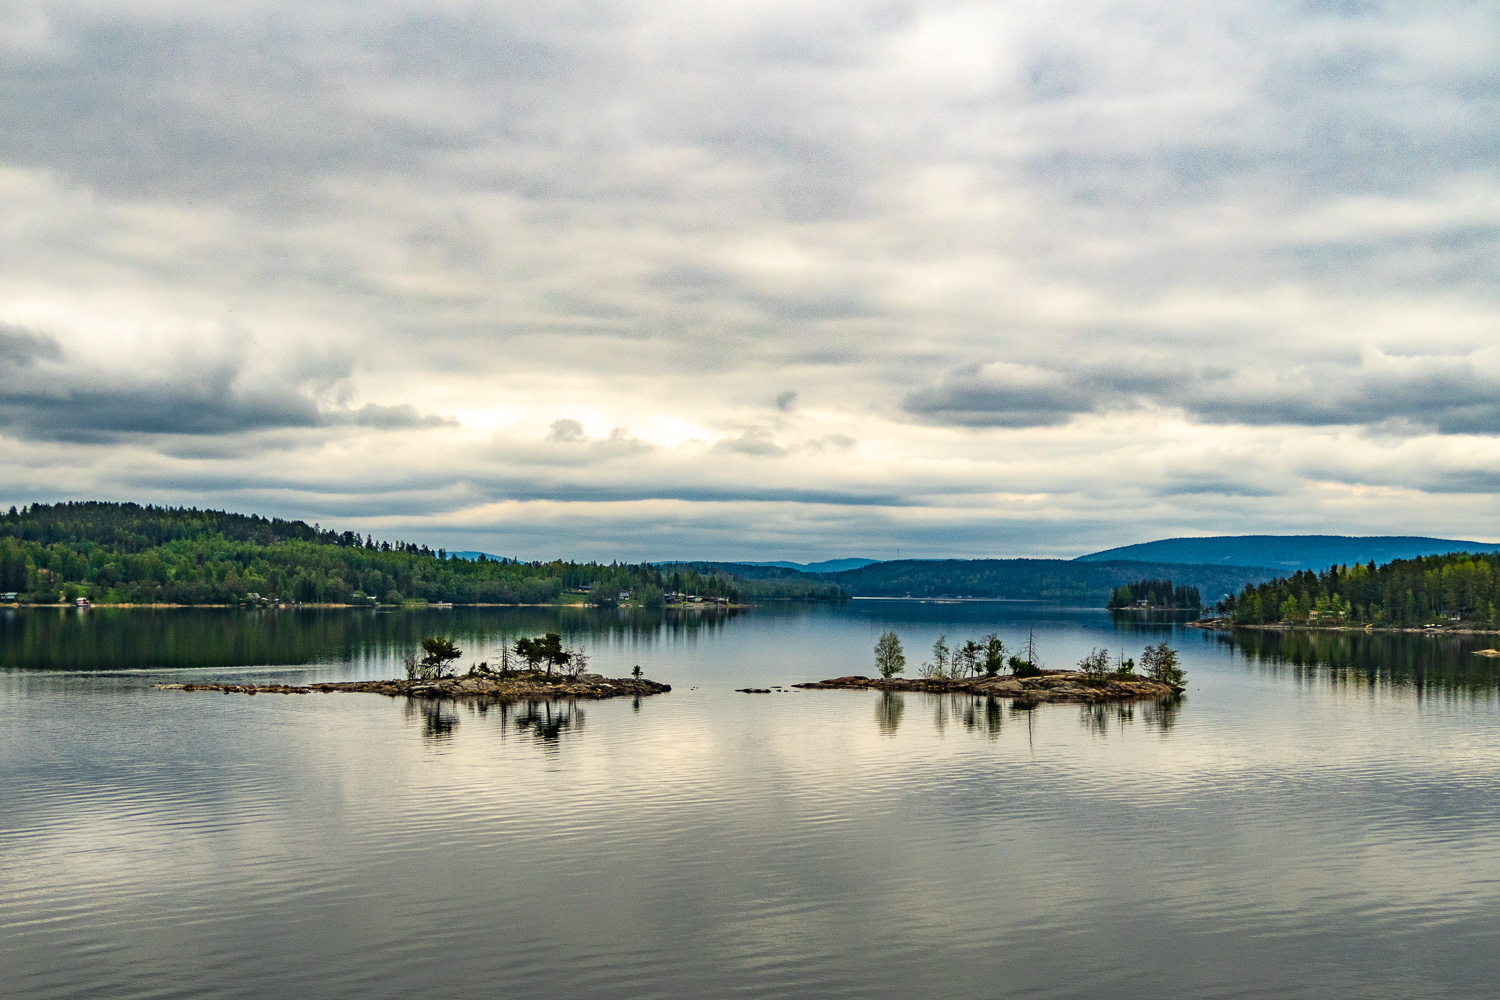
<box><xmin>406</xmin><ymin>698</ymin><xmax>461</xmax><ymax>742</ymax></box>
<box><xmin>1216</xmin><ymin>626</ymin><xmax>1500</xmax><ymax>696</ymax></box>
<box><xmin>1141</xmin><ymin>694</ymin><xmax>1183</xmax><ymax>733</ymax></box>
<box><xmin>875</xmin><ymin>691</ymin><xmax>904</xmax><ymax>735</ymax></box>
<box><xmin>514</xmin><ymin>700</ymin><xmax>586</xmax><ymax>747</ymax></box>
<box><xmin>402</xmin><ymin>696</ymin><xmax>589</xmax><ymax>750</ymax></box>
<box><xmin>5</xmin><ymin>603</ymin><xmax>1500</xmax><ymax>1000</ymax></box>
<box><xmin>0</xmin><ymin>603</ymin><xmax>744</xmax><ymax>671</ymax></box>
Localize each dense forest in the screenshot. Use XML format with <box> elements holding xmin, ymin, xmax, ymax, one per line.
<box><xmin>1077</xmin><ymin>534</ymin><xmax>1500</xmax><ymax>572</ymax></box>
<box><xmin>673</xmin><ymin>562</ymin><xmax>850</xmax><ymax>601</ymax></box>
<box><xmin>0</xmin><ymin>502</ymin><xmax>796</xmax><ymax>606</ymax></box>
<box><xmin>814</xmin><ymin>558</ymin><xmax>1271</xmax><ymax>604</ymax></box>
<box><xmin>1218</xmin><ymin>552</ymin><xmax>1500</xmax><ymax>627</ymax></box>
<box><xmin>1107</xmin><ymin>579</ymin><xmax>1201</xmax><ymax>609</ymax></box>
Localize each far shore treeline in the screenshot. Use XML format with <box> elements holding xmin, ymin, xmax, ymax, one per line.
<box><xmin>0</xmin><ymin>502</ymin><xmax>834</xmax><ymax>606</ymax></box>
<box><xmin>1107</xmin><ymin>579</ymin><xmax>1201</xmax><ymax>609</ymax></box>
<box><xmin>1218</xmin><ymin>552</ymin><xmax>1500</xmax><ymax>628</ymax></box>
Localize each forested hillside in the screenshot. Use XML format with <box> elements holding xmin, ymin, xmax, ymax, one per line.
<box><xmin>0</xmin><ymin>502</ymin><xmax>753</xmax><ymax>605</ymax></box>
<box><xmin>1219</xmin><ymin>552</ymin><xmax>1500</xmax><ymax>627</ymax></box>
<box><xmin>1078</xmin><ymin>534</ymin><xmax>1500</xmax><ymax>572</ymax></box>
<box><xmin>822</xmin><ymin>558</ymin><xmax>1274</xmax><ymax>603</ymax></box>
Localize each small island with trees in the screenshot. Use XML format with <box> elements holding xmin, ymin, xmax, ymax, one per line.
<box><xmin>1108</xmin><ymin>578</ymin><xmax>1202</xmax><ymax>610</ymax></box>
<box><xmin>796</xmin><ymin>630</ymin><xmax>1186</xmax><ymax>706</ymax></box>
<box><xmin>161</xmin><ymin>633</ymin><xmax>671</xmax><ymax>702</ymax></box>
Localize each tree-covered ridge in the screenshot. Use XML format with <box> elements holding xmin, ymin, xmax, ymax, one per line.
<box><xmin>1107</xmin><ymin>579</ymin><xmax>1201</xmax><ymax>609</ymax></box>
<box><xmin>822</xmin><ymin>558</ymin><xmax>1271</xmax><ymax>604</ymax></box>
<box><xmin>0</xmin><ymin>501</ymin><xmax>757</xmax><ymax>605</ymax></box>
<box><xmin>1219</xmin><ymin>552</ymin><xmax>1500</xmax><ymax>627</ymax></box>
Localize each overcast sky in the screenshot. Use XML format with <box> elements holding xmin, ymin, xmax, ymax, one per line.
<box><xmin>2</xmin><ymin>0</ymin><xmax>1498</xmax><ymax>560</ymax></box>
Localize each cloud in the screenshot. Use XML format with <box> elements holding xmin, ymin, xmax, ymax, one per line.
<box><xmin>0</xmin><ymin>323</ymin><xmax>63</xmax><ymax>367</ymax></box>
<box><xmin>546</xmin><ymin>419</ymin><xmax>586</xmax><ymax>444</ymax></box>
<box><xmin>903</xmin><ymin>354</ymin><xmax>1500</xmax><ymax>434</ymax></box>
<box><xmin>0</xmin><ymin>333</ymin><xmax>448</xmax><ymax>441</ymax></box>
<box><xmin>2</xmin><ymin>2</ymin><xmax>1500</xmax><ymax>556</ymax></box>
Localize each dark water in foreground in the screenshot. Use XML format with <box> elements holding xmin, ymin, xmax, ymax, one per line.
<box><xmin>3</xmin><ymin>602</ymin><xmax>1500</xmax><ymax>999</ymax></box>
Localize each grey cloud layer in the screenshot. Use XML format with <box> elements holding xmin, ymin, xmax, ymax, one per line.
<box><xmin>2</xmin><ymin>1</ymin><xmax>1499</xmax><ymax>555</ymax></box>
<box><xmin>0</xmin><ymin>331</ymin><xmax>449</xmax><ymax>441</ymax></box>
<box><xmin>903</xmin><ymin>355</ymin><xmax>1500</xmax><ymax>433</ymax></box>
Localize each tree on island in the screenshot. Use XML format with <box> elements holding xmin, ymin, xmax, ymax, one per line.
<box><xmin>1077</xmin><ymin>647</ymin><xmax>1112</xmax><ymax>684</ymax></box>
<box><xmin>918</xmin><ymin>634</ymin><xmax>951</xmax><ymax>679</ymax></box>
<box><xmin>1009</xmin><ymin>627</ymin><xmax>1042</xmax><ymax>677</ymax></box>
<box><xmin>1141</xmin><ymin>641</ymin><xmax>1186</xmax><ymax>688</ymax></box>
<box><xmin>514</xmin><ymin>632</ymin><xmax>569</xmax><ymax>675</ymax></box>
<box><xmin>982</xmin><ymin>633</ymin><xmax>1006</xmax><ymax>676</ymax></box>
<box><xmin>405</xmin><ymin>635</ymin><xmax>462</xmax><ymax>680</ymax></box>
<box><xmin>874</xmin><ymin>630</ymin><xmax>906</xmax><ymax>678</ymax></box>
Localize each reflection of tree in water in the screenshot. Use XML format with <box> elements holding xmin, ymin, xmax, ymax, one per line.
<box><xmin>960</xmin><ymin>696</ymin><xmax>1004</xmax><ymax>740</ymax></box>
<box><xmin>514</xmin><ymin>700</ymin><xmax>586</xmax><ymax>748</ymax></box>
<box><xmin>919</xmin><ymin>694</ymin><xmax>1007</xmax><ymax>739</ymax></box>
<box><xmin>875</xmin><ymin>691</ymin><xmax>905</xmax><ymax>735</ymax></box>
<box><xmin>404</xmin><ymin>698</ymin><xmax>460</xmax><ymax>743</ymax></box>
<box><xmin>1142</xmin><ymin>695</ymin><xmax>1182</xmax><ymax>734</ymax></box>
<box><xmin>1079</xmin><ymin>701</ymin><xmax>1137</xmax><ymax>737</ymax></box>
<box><xmin>1217</xmin><ymin>628</ymin><xmax>1500</xmax><ymax>698</ymax></box>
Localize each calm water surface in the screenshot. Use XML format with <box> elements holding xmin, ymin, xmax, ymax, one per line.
<box><xmin>3</xmin><ymin>602</ymin><xmax>1500</xmax><ymax>999</ymax></box>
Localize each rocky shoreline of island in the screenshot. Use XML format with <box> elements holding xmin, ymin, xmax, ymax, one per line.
<box><xmin>793</xmin><ymin>670</ymin><xmax>1181</xmax><ymax>705</ymax></box>
<box><xmin>159</xmin><ymin>672</ymin><xmax>671</xmax><ymax>701</ymax></box>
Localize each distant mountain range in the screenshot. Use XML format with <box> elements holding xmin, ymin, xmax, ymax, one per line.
<box><xmin>1075</xmin><ymin>535</ymin><xmax>1500</xmax><ymax>572</ymax></box>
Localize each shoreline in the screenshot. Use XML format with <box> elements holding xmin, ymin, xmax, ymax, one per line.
<box><xmin>2</xmin><ymin>601</ymin><xmax>754</xmax><ymax>610</ymax></box>
<box><xmin>1188</xmin><ymin>619</ymin><xmax>1500</xmax><ymax>636</ymax></box>
<box><xmin>794</xmin><ymin>670</ymin><xmax>1182</xmax><ymax>705</ymax></box>
<box><xmin>159</xmin><ymin>672</ymin><xmax>671</xmax><ymax>701</ymax></box>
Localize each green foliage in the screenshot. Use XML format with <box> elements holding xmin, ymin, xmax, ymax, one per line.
<box><xmin>982</xmin><ymin>633</ymin><xmax>1005</xmax><ymax>676</ymax></box>
<box><xmin>874</xmin><ymin>630</ymin><xmax>906</xmax><ymax>678</ymax></box>
<box><xmin>404</xmin><ymin>634</ymin><xmax>462</xmax><ymax>680</ymax></box>
<box><xmin>1141</xmin><ymin>641</ymin><xmax>1186</xmax><ymax>688</ymax></box>
<box><xmin>0</xmin><ymin>501</ymin><xmax>734</xmax><ymax>607</ymax></box>
<box><xmin>1077</xmin><ymin>647</ymin><xmax>1112</xmax><ymax>684</ymax></box>
<box><xmin>822</xmin><ymin>558</ymin><xmax>1268</xmax><ymax>604</ymax></box>
<box><xmin>918</xmin><ymin>634</ymin><xmax>951</xmax><ymax>679</ymax></box>
<box><xmin>514</xmin><ymin>632</ymin><xmax>568</xmax><ymax>675</ymax></box>
<box><xmin>1108</xmin><ymin>578</ymin><xmax>1201</xmax><ymax>609</ymax></box>
<box><xmin>1220</xmin><ymin>552</ymin><xmax>1500</xmax><ymax>628</ymax></box>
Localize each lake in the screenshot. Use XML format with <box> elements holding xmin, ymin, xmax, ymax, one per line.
<box><xmin>3</xmin><ymin>601</ymin><xmax>1500</xmax><ymax>999</ymax></box>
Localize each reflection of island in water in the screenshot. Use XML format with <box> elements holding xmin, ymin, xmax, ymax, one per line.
<box><xmin>1216</xmin><ymin>628</ymin><xmax>1500</xmax><ymax>696</ymax></box>
<box><xmin>875</xmin><ymin>691</ymin><xmax>1182</xmax><ymax>738</ymax></box>
<box><xmin>405</xmin><ymin>696</ymin><xmax>588</xmax><ymax>749</ymax></box>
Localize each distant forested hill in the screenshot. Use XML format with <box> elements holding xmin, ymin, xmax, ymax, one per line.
<box><xmin>1077</xmin><ymin>535</ymin><xmax>1500</xmax><ymax>572</ymax></box>
<box><xmin>1221</xmin><ymin>551</ymin><xmax>1500</xmax><ymax>627</ymax></box>
<box><xmin>0</xmin><ymin>502</ymin><xmax>754</xmax><ymax>605</ymax></box>
<box><xmin>668</xmin><ymin>562</ymin><xmax>848</xmax><ymax>600</ymax></box>
<box><xmin>818</xmin><ymin>558</ymin><xmax>1278</xmax><ymax>604</ymax></box>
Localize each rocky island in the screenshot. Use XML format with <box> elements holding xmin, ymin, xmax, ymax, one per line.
<box><xmin>160</xmin><ymin>672</ymin><xmax>670</xmax><ymax>701</ymax></box>
<box><xmin>794</xmin><ymin>670</ymin><xmax>1181</xmax><ymax>706</ymax></box>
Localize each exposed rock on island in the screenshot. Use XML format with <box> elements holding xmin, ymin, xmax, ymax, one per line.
<box><xmin>159</xmin><ymin>672</ymin><xmax>670</xmax><ymax>701</ymax></box>
<box><xmin>794</xmin><ymin>671</ymin><xmax>1181</xmax><ymax>705</ymax></box>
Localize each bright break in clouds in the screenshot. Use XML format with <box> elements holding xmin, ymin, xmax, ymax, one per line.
<box><xmin>2</xmin><ymin>1</ymin><xmax>1498</xmax><ymax>559</ymax></box>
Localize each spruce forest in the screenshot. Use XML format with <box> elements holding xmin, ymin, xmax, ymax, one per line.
<box><xmin>0</xmin><ymin>502</ymin><xmax>813</xmax><ymax>606</ymax></box>
<box><xmin>1220</xmin><ymin>552</ymin><xmax>1500</xmax><ymax>627</ymax></box>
